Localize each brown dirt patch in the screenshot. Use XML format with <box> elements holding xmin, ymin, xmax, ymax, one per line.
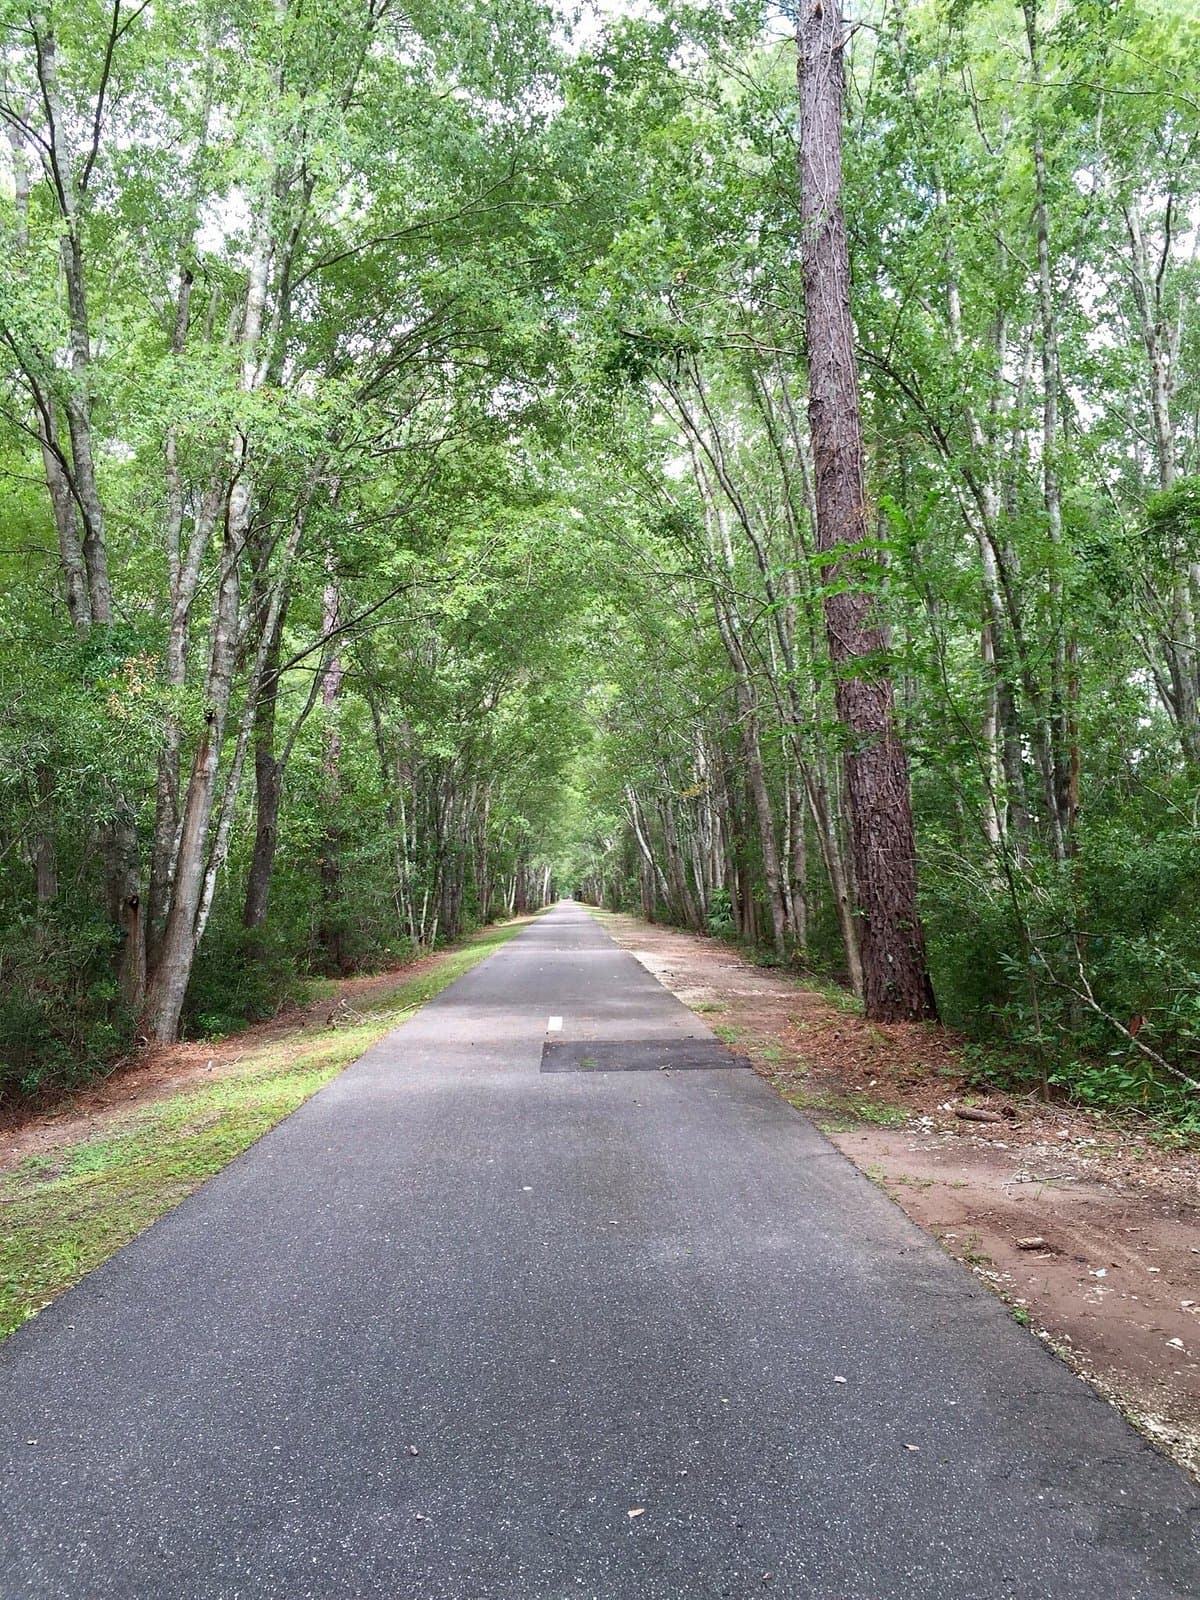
<box><xmin>597</xmin><ymin>910</ymin><xmax>1200</xmax><ymax>1481</ymax></box>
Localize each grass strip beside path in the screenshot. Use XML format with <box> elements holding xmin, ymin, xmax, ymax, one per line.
<box><xmin>0</xmin><ymin>919</ymin><xmax>529</xmax><ymax>1340</ymax></box>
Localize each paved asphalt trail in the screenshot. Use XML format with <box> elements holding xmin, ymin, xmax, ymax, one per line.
<box><xmin>2</xmin><ymin>903</ymin><xmax>1197</xmax><ymax>1599</ymax></box>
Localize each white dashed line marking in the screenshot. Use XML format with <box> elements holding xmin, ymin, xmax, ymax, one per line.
<box><xmin>547</xmin><ymin>1016</ymin><xmax>563</xmax><ymax>1032</ymax></box>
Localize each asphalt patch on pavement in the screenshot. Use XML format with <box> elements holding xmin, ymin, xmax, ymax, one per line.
<box><xmin>540</xmin><ymin>1039</ymin><xmax>752</xmax><ymax>1073</ymax></box>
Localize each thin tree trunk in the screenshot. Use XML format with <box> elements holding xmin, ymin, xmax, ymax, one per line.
<box><xmin>752</xmin><ymin>358</ymin><xmax>864</xmax><ymax>985</ymax></box>
<box><xmin>243</xmin><ymin>750</ymin><xmax>282</xmax><ymax>933</ymax></box>
<box><xmin>658</xmin><ymin>790</ymin><xmax>700</xmax><ymax>930</ymax></box>
<box><xmin>317</xmin><ymin>581</ymin><xmax>347</xmax><ymax>974</ymax></box>
<box><xmin>784</xmin><ymin>754</ymin><xmax>808</xmax><ymax>948</ymax></box>
<box><xmin>684</xmin><ymin>442</ymin><xmax>788</xmax><ymax>957</ymax></box>
<box><xmin>4</xmin><ymin>103</ymin><xmax>90</xmax><ymax>626</ymax></box>
<box><xmin>1123</xmin><ymin>197</ymin><xmax>1200</xmax><ymax>762</ymax></box>
<box><xmin>141</xmin><ymin>198</ymin><xmax>273</xmax><ymax>1040</ymax></box>
<box><xmin>38</xmin><ymin>413</ymin><xmax>91</xmax><ymax>628</ymax></box>
<box><xmin>17</xmin><ymin>30</ymin><xmax>145</xmax><ymax>1011</ymax></box>
<box><xmin>1024</xmin><ymin>0</ymin><xmax>1077</xmax><ymax>858</ymax></box>
<box><xmin>34</xmin><ymin>765</ymin><xmax>58</xmax><ymax>919</ymax></box>
<box><xmin>626</xmin><ymin>785</ymin><xmax>670</xmax><ymax>912</ymax></box>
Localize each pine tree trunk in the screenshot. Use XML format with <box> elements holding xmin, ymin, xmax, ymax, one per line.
<box><xmin>795</xmin><ymin>0</ymin><xmax>935</xmax><ymax>1022</ymax></box>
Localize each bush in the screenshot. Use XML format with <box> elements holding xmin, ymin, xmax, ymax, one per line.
<box><xmin>183</xmin><ymin>918</ymin><xmax>310</xmax><ymax>1039</ymax></box>
<box><xmin>706</xmin><ymin>887</ymin><xmax>734</xmax><ymax>935</ymax></box>
<box><xmin>0</xmin><ymin>912</ymin><xmax>132</xmax><ymax>1107</ymax></box>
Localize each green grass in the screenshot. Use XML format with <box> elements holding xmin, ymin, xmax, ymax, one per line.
<box><xmin>0</xmin><ymin>918</ymin><xmax>529</xmax><ymax>1340</ymax></box>
<box><xmin>796</xmin><ymin>975</ymin><xmax>864</xmax><ymax>1017</ymax></box>
<box><xmin>301</xmin><ymin>976</ymin><xmax>341</xmax><ymax>1003</ymax></box>
<box><xmin>713</xmin><ymin>1023</ymin><xmax>746</xmax><ymax>1045</ymax></box>
<box><xmin>776</xmin><ymin>1085</ymin><xmax>911</xmax><ymax>1132</ymax></box>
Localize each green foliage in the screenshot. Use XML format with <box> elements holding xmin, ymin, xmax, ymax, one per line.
<box><xmin>2</xmin><ymin>0</ymin><xmax>1200</xmax><ymax>1133</ymax></box>
<box><xmin>0</xmin><ymin>915</ymin><xmax>130</xmax><ymax>1105</ymax></box>
<box><xmin>1145</xmin><ymin>477</ymin><xmax>1200</xmax><ymax>566</ymax></box>
<box><xmin>1048</xmin><ymin>1056</ymin><xmax>1199</xmax><ymax>1130</ymax></box>
<box><xmin>706</xmin><ymin>886</ymin><xmax>735</xmax><ymax>935</ymax></box>
<box><xmin>183</xmin><ymin>921</ymin><xmax>312</xmax><ymax>1040</ymax></box>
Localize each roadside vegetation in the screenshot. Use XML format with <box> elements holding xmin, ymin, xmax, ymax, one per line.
<box><xmin>1</xmin><ymin>0</ymin><xmax>1199</xmax><ymax>1132</ymax></box>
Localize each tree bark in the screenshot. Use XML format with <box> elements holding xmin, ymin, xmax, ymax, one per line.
<box><xmin>626</xmin><ymin>785</ymin><xmax>670</xmax><ymax>914</ymax></box>
<box><xmin>751</xmin><ymin>357</ymin><xmax>864</xmax><ymax>986</ymax></box>
<box><xmin>1023</xmin><ymin>0</ymin><xmax>1077</xmax><ymax>859</ymax></box>
<box><xmin>1122</xmin><ymin>197</ymin><xmax>1200</xmax><ymax>763</ymax></box>
<box><xmin>243</xmin><ymin>742</ymin><xmax>282</xmax><ymax>934</ymax></box>
<box><xmin>20</xmin><ymin>16</ymin><xmax>142</xmax><ymax>1015</ymax></box>
<box><xmin>141</xmin><ymin>199</ymin><xmax>273</xmax><ymax>1039</ymax></box>
<box><xmin>316</xmin><ymin>581</ymin><xmax>348</xmax><ymax>974</ymax></box>
<box><xmin>34</xmin><ymin>765</ymin><xmax>58</xmax><ymax>917</ymax></box>
<box><xmin>681</xmin><ymin>431</ymin><xmax>788</xmax><ymax>957</ymax></box>
<box><xmin>795</xmin><ymin>0</ymin><xmax>936</xmax><ymax>1022</ymax></box>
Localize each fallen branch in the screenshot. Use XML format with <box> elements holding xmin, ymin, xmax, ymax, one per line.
<box><xmin>1034</xmin><ymin>948</ymin><xmax>1200</xmax><ymax>1096</ymax></box>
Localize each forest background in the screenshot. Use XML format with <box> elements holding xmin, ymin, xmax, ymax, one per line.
<box><xmin>1</xmin><ymin>0</ymin><xmax>1199</xmax><ymax>1131</ymax></box>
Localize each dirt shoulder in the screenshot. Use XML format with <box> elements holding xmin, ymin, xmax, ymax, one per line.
<box><xmin>593</xmin><ymin>909</ymin><xmax>1200</xmax><ymax>1481</ymax></box>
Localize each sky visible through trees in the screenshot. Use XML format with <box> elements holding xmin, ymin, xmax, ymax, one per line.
<box><xmin>1</xmin><ymin>0</ymin><xmax>1199</xmax><ymax>1125</ymax></box>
